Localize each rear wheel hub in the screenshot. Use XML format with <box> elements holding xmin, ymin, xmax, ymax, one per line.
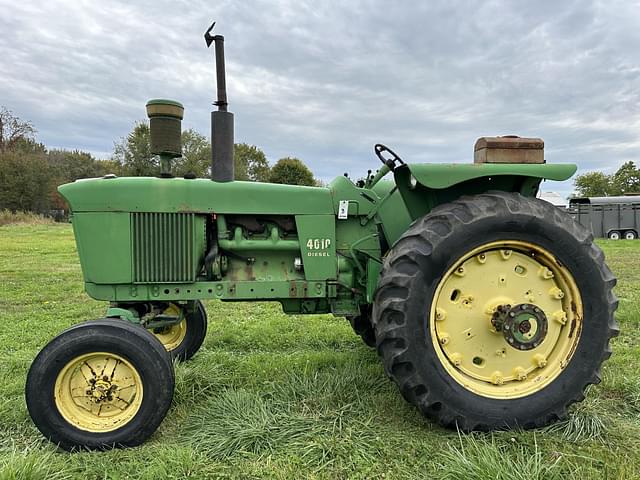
<box><xmin>492</xmin><ymin>303</ymin><xmax>548</xmax><ymax>351</ymax></box>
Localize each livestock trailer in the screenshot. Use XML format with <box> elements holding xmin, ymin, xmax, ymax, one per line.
<box><xmin>569</xmin><ymin>196</ymin><xmax>640</xmax><ymax>240</ymax></box>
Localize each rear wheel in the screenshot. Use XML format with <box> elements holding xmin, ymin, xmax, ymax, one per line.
<box><xmin>373</xmin><ymin>192</ymin><xmax>618</xmax><ymax>430</ymax></box>
<box><xmin>608</xmin><ymin>230</ymin><xmax>621</xmax><ymax>240</ymax></box>
<box><xmin>624</xmin><ymin>230</ymin><xmax>637</xmax><ymax>240</ymax></box>
<box><xmin>151</xmin><ymin>301</ymin><xmax>207</xmax><ymax>361</ymax></box>
<box><xmin>26</xmin><ymin>319</ymin><xmax>174</xmax><ymax>450</ymax></box>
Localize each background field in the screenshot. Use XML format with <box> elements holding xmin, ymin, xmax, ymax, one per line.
<box><xmin>0</xmin><ymin>223</ymin><xmax>639</xmax><ymax>479</ymax></box>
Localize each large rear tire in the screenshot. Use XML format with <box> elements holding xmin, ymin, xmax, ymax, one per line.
<box><xmin>26</xmin><ymin>319</ymin><xmax>174</xmax><ymax>450</ymax></box>
<box><xmin>373</xmin><ymin>192</ymin><xmax>618</xmax><ymax>430</ymax></box>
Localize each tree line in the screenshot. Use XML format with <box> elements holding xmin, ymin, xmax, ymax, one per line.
<box><xmin>0</xmin><ymin>106</ymin><xmax>317</xmax><ymax>215</ymax></box>
<box><xmin>573</xmin><ymin>161</ymin><xmax>640</xmax><ymax>198</ymax></box>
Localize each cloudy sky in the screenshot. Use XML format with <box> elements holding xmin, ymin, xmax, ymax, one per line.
<box><xmin>1</xmin><ymin>0</ymin><xmax>639</xmax><ymax>197</ymax></box>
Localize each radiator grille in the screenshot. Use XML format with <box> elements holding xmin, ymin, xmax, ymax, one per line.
<box><xmin>132</xmin><ymin>212</ymin><xmax>196</xmax><ymax>283</ymax></box>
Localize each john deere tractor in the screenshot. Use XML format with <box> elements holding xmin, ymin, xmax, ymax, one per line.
<box><xmin>26</xmin><ymin>24</ymin><xmax>618</xmax><ymax>450</ymax></box>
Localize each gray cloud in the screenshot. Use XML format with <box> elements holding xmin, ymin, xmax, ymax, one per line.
<box><xmin>1</xmin><ymin>0</ymin><xmax>639</xmax><ymax>196</ymax></box>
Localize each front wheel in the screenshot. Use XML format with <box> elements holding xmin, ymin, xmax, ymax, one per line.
<box><xmin>608</xmin><ymin>230</ymin><xmax>621</xmax><ymax>240</ymax></box>
<box><xmin>373</xmin><ymin>192</ymin><xmax>618</xmax><ymax>430</ymax></box>
<box><xmin>346</xmin><ymin>305</ymin><xmax>376</xmax><ymax>347</ymax></box>
<box><xmin>624</xmin><ymin>230</ymin><xmax>637</xmax><ymax>240</ymax></box>
<box><xmin>26</xmin><ymin>319</ymin><xmax>174</xmax><ymax>450</ymax></box>
<box><xmin>151</xmin><ymin>301</ymin><xmax>208</xmax><ymax>361</ymax></box>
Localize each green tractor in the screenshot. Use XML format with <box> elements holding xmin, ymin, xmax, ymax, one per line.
<box><xmin>26</xmin><ymin>24</ymin><xmax>618</xmax><ymax>450</ymax></box>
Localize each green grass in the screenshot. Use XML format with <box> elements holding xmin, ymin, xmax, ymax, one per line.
<box><xmin>1</xmin><ymin>224</ymin><xmax>639</xmax><ymax>479</ymax></box>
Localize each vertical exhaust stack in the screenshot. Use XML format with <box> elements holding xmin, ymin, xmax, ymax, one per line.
<box><xmin>205</xmin><ymin>22</ymin><xmax>234</xmax><ymax>182</ymax></box>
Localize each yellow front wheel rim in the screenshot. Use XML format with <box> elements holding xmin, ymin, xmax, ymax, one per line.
<box><xmin>152</xmin><ymin>304</ymin><xmax>187</xmax><ymax>352</ymax></box>
<box><xmin>431</xmin><ymin>240</ymin><xmax>582</xmax><ymax>399</ymax></box>
<box><xmin>54</xmin><ymin>352</ymin><xmax>143</xmax><ymax>432</ymax></box>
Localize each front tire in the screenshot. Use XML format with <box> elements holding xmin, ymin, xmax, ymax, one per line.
<box><xmin>346</xmin><ymin>305</ymin><xmax>376</xmax><ymax>347</ymax></box>
<box><xmin>151</xmin><ymin>301</ymin><xmax>208</xmax><ymax>361</ymax></box>
<box><xmin>26</xmin><ymin>319</ymin><xmax>174</xmax><ymax>450</ymax></box>
<box><xmin>373</xmin><ymin>192</ymin><xmax>618</xmax><ymax>430</ymax></box>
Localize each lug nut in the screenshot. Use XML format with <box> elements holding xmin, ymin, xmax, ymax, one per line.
<box><xmin>450</xmin><ymin>353</ymin><xmax>462</xmax><ymax>366</ymax></box>
<box><xmin>549</xmin><ymin>287</ymin><xmax>564</xmax><ymax>300</ymax></box>
<box><xmin>514</xmin><ymin>367</ymin><xmax>527</xmax><ymax>381</ymax></box>
<box><xmin>549</xmin><ymin>287</ymin><xmax>564</xmax><ymax>299</ymax></box>
<box><xmin>477</xmin><ymin>254</ymin><xmax>487</xmax><ymax>264</ymax></box>
<box><xmin>439</xmin><ymin>333</ymin><xmax>450</xmax><ymax>345</ymax></box>
<box><xmin>533</xmin><ymin>354</ymin><xmax>547</xmax><ymax>368</ymax></box>
<box><xmin>455</xmin><ymin>266</ymin><xmax>466</xmax><ymax>276</ymax></box>
<box><xmin>491</xmin><ymin>371</ymin><xmax>504</xmax><ymax>385</ymax></box>
<box><xmin>435</xmin><ymin>308</ymin><xmax>447</xmax><ymax>321</ymax></box>
<box><xmin>539</xmin><ymin>267</ymin><xmax>554</xmax><ymax>279</ymax></box>
<box><xmin>553</xmin><ymin>310</ymin><xmax>567</xmax><ymax>325</ymax></box>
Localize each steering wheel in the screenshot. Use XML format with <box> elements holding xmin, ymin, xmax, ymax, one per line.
<box><xmin>374</xmin><ymin>144</ymin><xmax>405</xmax><ymax>171</ymax></box>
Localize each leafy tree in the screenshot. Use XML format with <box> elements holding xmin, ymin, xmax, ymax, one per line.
<box><xmin>173</xmin><ymin>129</ymin><xmax>211</xmax><ymax>178</ymax></box>
<box><xmin>0</xmin><ymin>108</ymin><xmax>50</xmax><ymax>212</ymax></box>
<box><xmin>612</xmin><ymin>161</ymin><xmax>640</xmax><ymax>194</ymax></box>
<box><xmin>234</xmin><ymin>143</ymin><xmax>270</xmax><ymax>181</ymax></box>
<box><xmin>574</xmin><ymin>171</ymin><xmax>614</xmax><ymax>197</ymax></box>
<box><xmin>95</xmin><ymin>159</ymin><xmax>123</xmax><ymax>176</ymax></box>
<box><xmin>47</xmin><ymin>149</ymin><xmax>116</xmax><ymax>209</ymax></box>
<box><xmin>0</xmin><ymin>106</ymin><xmax>36</xmax><ymax>153</ymax></box>
<box><xmin>112</xmin><ymin>122</ymin><xmax>156</xmax><ymax>176</ymax></box>
<box><xmin>0</xmin><ymin>149</ymin><xmax>51</xmax><ymax>212</ymax></box>
<box><xmin>574</xmin><ymin>161</ymin><xmax>640</xmax><ymax>197</ymax></box>
<box><xmin>268</xmin><ymin>157</ymin><xmax>315</xmax><ymax>186</ymax></box>
<box><xmin>114</xmin><ymin>122</ymin><xmax>213</xmax><ymax>178</ymax></box>
<box><xmin>48</xmin><ymin>149</ymin><xmax>102</xmax><ymax>182</ymax></box>
<box><xmin>11</xmin><ymin>137</ymin><xmax>46</xmax><ymax>155</ymax></box>
<box><xmin>113</xmin><ymin>123</ymin><xmax>277</xmax><ymax>182</ymax></box>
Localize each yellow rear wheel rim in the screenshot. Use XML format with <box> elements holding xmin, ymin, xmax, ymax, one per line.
<box><xmin>152</xmin><ymin>304</ymin><xmax>187</xmax><ymax>352</ymax></box>
<box><xmin>54</xmin><ymin>352</ymin><xmax>143</xmax><ymax>432</ymax></box>
<box><xmin>430</xmin><ymin>240</ymin><xmax>582</xmax><ymax>399</ymax></box>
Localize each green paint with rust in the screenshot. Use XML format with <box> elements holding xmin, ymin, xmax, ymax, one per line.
<box><xmin>59</xmin><ymin>160</ymin><xmax>576</xmax><ymax>316</ymax></box>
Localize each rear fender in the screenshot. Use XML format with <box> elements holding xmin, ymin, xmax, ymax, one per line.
<box><xmin>394</xmin><ymin>163</ymin><xmax>576</xmax><ymax>221</ymax></box>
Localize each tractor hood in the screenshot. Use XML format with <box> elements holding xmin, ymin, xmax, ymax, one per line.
<box><xmin>403</xmin><ymin>163</ymin><xmax>577</xmax><ymax>189</ymax></box>
<box><xmin>407</xmin><ymin>163</ymin><xmax>578</xmax><ymax>189</ymax></box>
<box><xmin>58</xmin><ymin>176</ymin><xmax>334</xmax><ymax>215</ymax></box>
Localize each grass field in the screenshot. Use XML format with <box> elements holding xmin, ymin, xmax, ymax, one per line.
<box><xmin>1</xmin><ymin>223</ymin><xmax>639</xmax><ymax>479</ymax></box>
